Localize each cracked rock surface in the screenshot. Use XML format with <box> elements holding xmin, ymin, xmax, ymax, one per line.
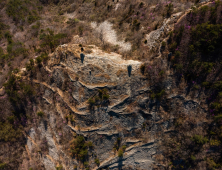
<box><xmin>23</xmin><ymin>44</ymin><xmax>205</xmax><ymax>170</ymax></box>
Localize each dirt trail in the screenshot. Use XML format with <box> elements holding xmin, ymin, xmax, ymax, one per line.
<box><xmin>24</xmin><ymin>131</ymin><xmax>38</xmax><ymax>146</ymax></box>
<box><xmin>26</xmin><ymin>78</ymin><xmax>87</xmax><ymax>115</ymax></box>
<box><xmin>175</xmin><ymin>1</ymin><xmax>213</xmax><ymax>25</ymax></box>
<box><xmin>25</xmin><ymin>145</ymin><xmax>32</xmax><ymax>161</ymax></box>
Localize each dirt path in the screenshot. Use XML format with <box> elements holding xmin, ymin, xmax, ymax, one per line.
<box><xmin>175</xmin><ymin>1</ymin><xmax>213</xmax><ymax>25</ymax></box>
<box><xmin>24</xmin><ymin>78</ymin><xmax>87</xmax><ymax>115</ymax></box>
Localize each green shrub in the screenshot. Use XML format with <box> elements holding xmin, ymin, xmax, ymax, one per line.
<box><xmin>162</xmin><ymin>41</ymin><xmax>166</xmax><ymax>47</ymax></box>
<box><xmin>169</xmin><ymin>42</ymin><xmax>177</xmax><ymax>52</ymax></box>
<box><xmin>103</xmin><ymin>94</ymin><xmax>110</xmax><ymax>100</ymax></box>
<box><xmin>213</xmin><ymin>81</ymin><xmax>222</xmax><ymax>90</ymax></box>
<box><xmin>122</xmin><ymin>145</ymin><xmax>126</xmax><ymax>151</ymax></box>
<box><xmin>214</xmin><ymin>114</ymin><xmax>222</xmax><ymax>122</ymax></box>
<box><xmin>118</xmin><ymin>149</ymin><xmax>123</xmax><ymax>157</ymax></box>
<box><xmin>169</xmin><ymin>31</ymin><xmax>173</xmax><ymax>38</ymax></box>
<box><xmin>31</xmin><ymin>21</ymin><xmax>41</xmax><ymax>29</ymax></box>
<box><xmin>26</xmin><ymin>63</ymin><xmax>32</xmax><ymax>71</ymax></box>
<box><xmin>193</xmin><ymin>85</ymin><xmax>200</xmax><ymax>90</ymax></box>
<box><xmin>98</xmin><ymin>89</ymin><xmax>103</xmax><ymax>99</ymax></box>
<box><xmin>88</xmin><ymin>98</ymin><xmax>95</xmax><ymax>105</ymax></box>
<box><xmin>56</xmin><ymin>165</ymin><xmax>63</xmax><ymax>170</ymax></box>
<box><xmin>0</xmin><ymin>22</ymin><xmax>9</xmax><ymax>30</ymax></box>
<box><xmin>29</xmin><ymin>59</ymin><xmax>34</xmax><ymax>66</ymax></box>
<box><xmin>94</xmin><ymin>158</ymin><xmax>100</xmax><ymax>166</ymax></box>
<box><xmin>3</xmin><ymin>74</ymin><xmax>20</xmax><ymax>102</ymax></box>
<box><xmin>37</xmin><ymin>6</ymin><xmax>43</xmax><ymax>11</ymax></box>
<box><xmin>40</xmin><ymin>53</ymin><xmax>49</xmax><ymax>62</ymax></box>
<box><xmin>28</xmin><ymin>15</ymin><xmax>40</xmax><ymax>24</ymax></box>
<box><xmin>132</xmin><ymin>19</ymin><xmax>140</xmax><ymax>31</ymax></box>
<box><xmin>210</xmin><ymin>139</ymin><xmax>221</xmax><ymax>146</ymax></box>
<box><xmin>156</xmin><ymin>90</ymin><xmax>165</xmax><ymax>99</ymax></box>
<box><xmin>70</xmin><ymin>135</ymin><xmax>91</xmax><ymax>160</ymax></box>
<box><xmin>5</xmin><ymin>42</ymin><xmax>28</xmax><ymax>60</ymax></box>
<box><xmin>0</xmin><ymin>163</ymin><xmax>7</xmax><ymax>169</ymax></box>
<box><xmin>218</xmin><ymin>92</ymin><xmax>222</xmax><ymax>98</ymax></box>
<box><xmin>6</xmin><ymin>0</ymin><xmax>41</xmax><ymax>24</ymax></box>
<box><xmin>7</xmin><ymin>115</ymin><xmax>15</xmax><ymax>124</ymax></box>
<box><xmin>94</xmin><ymin>96</ymin><xmax>100</xmax><ymax>102</ymax></box>
<box><xmin>175</xmin><ymin>64</ymin><xmax>183</xmax><ymax>71</ymax></box>
<box><xmin>191</xmin><ymin>135</ymin><xmax>208</xmax><ymax>145</ymax></box>
<box><xmin>7</xmin><ymin>44</ymin><xmax>12</xmax><ymax>53</ymax></box>
<box><xmin>151</xmin><ymin>93</ymin><xmax>156</xmax><ymax>100</ymax></box>
<box><xmin>166</xmin><ymin>3</ymin><xmax>174</xmax><ymax>17</ymax></box>
<box><xmin>159</xmin><ymin>70</ymin><xmax>165</xmax><ymax>76</ymax></box>
<box><xmin>210</xmin><ymin>131</ymin><xmax>216</xmax><ymax>135</ymax></box>
<box><xmin>13</xmin><ymin>68</ymin><xmax>19</xmax><ymax>73</ymax></box>
<box><xmin>206</xmin><ymin>158</ymin><xmax>221</xmax><ymax>169</ymax></box>
<box><xmin>189</xmin><ymin>45</ymin><xmax>196</xmax><ymax>56</ymax></box>
<box><xmin>191</xmin><ymin>155</ymin><xmax>196</xmax><ymax>161</ymax></box>
<box><xmin>0</xmin><ymin>47</ymin><xmax>3</xmax><ymax>56</ymax></box>
<box><xmin>211</xmin><ymin>102</ymin><xmax>222</xmax><ymax>111</ymax></box>
<box><xmin>6</xmin><ymin>0</ymin><xmax>25</xmax><ymax>22</ymax></box>
<box><xmin>87</xmin><ymin>141</ymin><xmax>93</xmax><ymax>148</ymax></box>
<box><xmin>37</xmin><ymin>111</ymin><xmax>44</xmax><ymax>117</ymax></box>
<box><xmin>202</xmin><ymin>82</ymin><xmax>210</xmax><ymax>88</ymax></box>
<box><xmin>92</xmin><ymin>89</ymin><xmax>110</xmax><ymax>103</ymax></box>
<box><xmin>21</xmin><ymin>83</ymin><xmax>34</xmax><ymax>96</ymax></box>
<box><xmin>6</xmin><ymin>0</ymin><xmax>24</xmax><ymax>21</ymax></box>
<box><xmin>84</xmin><ymin>162</ymin><xmax>89</xmax><ymax>167</ymax></box>
<box><xmin>0</xmin><ymin>32</ymin><xmax>2</xmax><ymax>40</ymax></box>
<box><xmin>4</xmin><ymin>31</ymin><xmax>12</xmax><ymax>44</ymax></box>
<box><xmin>39</xmin><ymin>29</ymin><xmax>67</xmax><ymax>52</ymax></box>
<box><xmin>78</xmin><ymin>26</ymin><xmax>84</xmax><ymax>35</ymax></box>
<box><xmin>200</xmin><ymin>5</ymin><xmax>209</xmax><ymax>15</ymax></box>
<box><xmin>202</xmin><ymin>62</ymin><xmax>214</xmax><ymax>73</ymax></box>
<box><xmin>0</xmin><ymin>122</ymin><xmax>22</xmax><ymax>142</ymax></box>
<box><xmin>175</xmin><ymin>51</ymin><xmax>181</xmax><ymax>58</ymax></box>
<box><xmin>35</xmin><ymin>56</ymin><xmax>43</xmax><ymax>64</ymax></box>
<box><xmin>66</xmin><ymin>18</ymin><xmax>79</xmax><ymax>25</ymax></box>
<box><xmin>113</xmin><ymin>137</ymin><xmax>121</xmax><ymax>151</ymax></box>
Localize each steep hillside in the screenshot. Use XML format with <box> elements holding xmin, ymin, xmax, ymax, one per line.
<box><xmin>161</xmin><ymin>1</ymin><xmax>222</xmax><ymax>169</ymax></box>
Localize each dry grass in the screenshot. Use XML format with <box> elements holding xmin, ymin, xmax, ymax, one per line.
<box><xmin>126</xmin><ymin>101</ymin><xmax>138</xmax><ymax>113</ymax></box>
<box><xmin>87</xmin><ymin>64</ymin><xmax>104</xmax><ymax>73</ymax></box>
<box><xmin>94</xmin><ymin>73</ymin><xmax>111</xmax><ymax>80</ymax></box>
<box><xmin>116</xmin><ymin>69</ymin><xmax>126</xmax><ymax>77</ymax></box>
<box><xmin>78</xmin><ymin>87</ymin><xmax>85</xmax><ymax>98</ymax></box>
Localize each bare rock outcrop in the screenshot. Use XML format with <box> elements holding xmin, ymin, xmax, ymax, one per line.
<box><xmin>22</xmin><ymin>44</ymin><xmax>206</xmax><ymax>169</ymax></box>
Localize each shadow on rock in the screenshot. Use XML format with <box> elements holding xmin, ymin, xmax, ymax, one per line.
<box><xmin>127</xmin><ymin>65</ymin><xmax>132</xmax><ymax>77</ymax></box>
<box><xmin>80</xmin><ymin>53</ymin><xmax>85</xmax><ymax>63</ymax></box>
<box><xmin>118</xmin><ymin>157</ymin><xmax>123</xmax><ymax>170</ymax></box>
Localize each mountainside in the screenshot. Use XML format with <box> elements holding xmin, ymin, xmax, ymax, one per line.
<box><xmin>1</xmin><ymin>0</ymin><xmax>222</xmax><ymax>170</ymax></box>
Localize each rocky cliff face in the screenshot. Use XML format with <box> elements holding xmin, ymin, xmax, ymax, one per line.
<box><xmin>24</xmin><ymin>44</ymin><xmax>156</xmax><ymax>170</ymax></box>
<box><xmin>19</xmin><ymin>39</ymin><xmax>208</xmax><ymax>169</ymax></box>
